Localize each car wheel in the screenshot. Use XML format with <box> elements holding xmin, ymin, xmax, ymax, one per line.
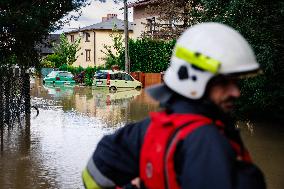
<box><xmin>109</xmin><ymin>86</ymin><xmax>117</xmax><ymax>93</ymax></box>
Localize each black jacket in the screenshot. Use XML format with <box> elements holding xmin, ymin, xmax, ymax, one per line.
<box><xmin>91</xmin><ymin>96</ymin><xmax>266</xmax><ymax>189</ymax></box>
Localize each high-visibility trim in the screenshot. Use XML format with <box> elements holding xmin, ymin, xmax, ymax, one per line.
<box><xmin>86</xmin><ymin>158</ymin><xmax>115</xmax><ymax>188</ymax></box>
<box><xmin>82</xmin><ymin>168</ymin><xmax>102</xmax><ymax>189</ymax></box>
<box><xmin>175</xmin><ymin>45</ymin><xmax>221</xmax><ymax>74</ymax></box>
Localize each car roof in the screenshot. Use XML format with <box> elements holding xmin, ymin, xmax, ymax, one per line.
<box><xmin>50</xmin><ymin>71</ymin><xmax>72</xmax><ymax>73</ymax></box>
<box><xmin>96</xmin><ymin>70</ymin><xmax>128</xmax><ymax>74</ymax></box>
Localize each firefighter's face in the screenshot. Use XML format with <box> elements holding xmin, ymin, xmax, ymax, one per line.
<box><xmin>208</xmin><ymin>78</ymin><xmax>240</xmax><ymax>113</ymax></box>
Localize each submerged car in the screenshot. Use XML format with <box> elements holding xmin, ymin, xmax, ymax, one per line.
<box><xmin>43</xmin><ymin>71</ymin><xmax>75</xmax><ymax>85</ymax></box>
<box><xmin>93</xmin><ymin>70</ymin><xmax>142</xmax><ymax>92</ymax></box>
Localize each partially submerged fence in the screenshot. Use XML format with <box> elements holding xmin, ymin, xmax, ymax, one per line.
<box><xmin>131</xmin><ymin>72</ymin><xmax>164</xmax><ymax>88</ymax></box>
<box><xmin>0</xmin><ymin>66</ymin><xmax>30</xmax><ymax>151</ymax></box>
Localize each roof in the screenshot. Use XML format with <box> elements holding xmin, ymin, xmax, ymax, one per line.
<box><xmin>127</xmin><ymin>0</ymin><xmax>159</xmax><ymax>8</ymax></box>
<box><xmin>66</xmin><ymin>18</ymin><xmax>133</xmax><ymax>34</ymax></box>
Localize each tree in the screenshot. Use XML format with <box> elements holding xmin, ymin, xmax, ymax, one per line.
<box><xmin>198</xmin><ymin>0</ymin><xmax>284</xmax><ymax>119</ymax></box>
<box><xmin>101</xmin><ymin>28</ymin><xmax>124</xmax><ymax>69</ymax></box>
<box><xmin>52</xmin><ymin>33</ymin><xmax>81</xmax><ymax>67</ymax></box>
<box><xmin>145</xmin><ymin>0</ymin><xmax>284</xmax><ymax>119</ymax></box>
<box><xmin>0</xmin><ymin>0</ymin><xmax>90</xmax><ymax>68</ymax></box>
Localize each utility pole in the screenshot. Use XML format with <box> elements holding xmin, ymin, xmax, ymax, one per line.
<box><xmin>124</xmin><ymin>0</ymin><xmax>129</xmax><ymax>73</ymax></box>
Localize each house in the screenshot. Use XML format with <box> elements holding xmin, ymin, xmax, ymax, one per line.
<box><xmin>128</xmin><ymin>0</ymin><xmax>186</xmax><ymax>39</ymax></box>
<box><xmin>128</xmin><ymin>0</ymin><xmax>160</xmax><ymax>39</ymax></box>
<box><xmin>65</xmin><ymin>14</ymin><xmax>133</xmax><ymax>68</ymax></box>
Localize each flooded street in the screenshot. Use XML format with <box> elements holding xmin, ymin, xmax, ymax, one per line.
<box><xmin>0</xmin><ymin>78</ymin><xmax>283</xmax><ymax>189</ymax></box>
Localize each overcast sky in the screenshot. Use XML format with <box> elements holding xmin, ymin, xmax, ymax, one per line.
<box><xmin>54</xmin><ymin>0</ymin><xmax>135</xmax><ymax>34</ymax></box>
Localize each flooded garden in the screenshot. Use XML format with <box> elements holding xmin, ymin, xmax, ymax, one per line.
<box><xmin>0</xmin><ymin>78</ymin><xmax>283</xmax><ymax>189</ymax></box>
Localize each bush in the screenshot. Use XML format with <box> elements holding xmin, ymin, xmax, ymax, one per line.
<box><xmin>103</xmin><ymin>37</ymin><xmax>175</xmax><ymax>73</ymax></box>
<box><xmin>45</xmin><ymin>54</ymin><xmax>64</xmax><ymax>68</ymax></box>
<box><xmin>40</xmin><ymin>58</ymin><xmax>55</xmax><ymax>68</ymax></box>
<box><xmin>128</xmin><ymin>38</ymin><xmax>175</xmax><ymax>73</ymax></box>
<box><xmin>198</xmin><ymin>0</ymin><xmax>284</xmax><ymax>120</ymax></box>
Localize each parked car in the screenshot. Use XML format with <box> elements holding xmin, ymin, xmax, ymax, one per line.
<box><xmin>43</xmin><ymin>71</ymin><xmax>75</xmax><ymax>85</ymax></box>
<box><xmin>93</xmin><ymin>70</ymin><xmax>142</xmax><ymax>92</ymax></box>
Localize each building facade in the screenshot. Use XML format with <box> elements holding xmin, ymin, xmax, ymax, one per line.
<box><xmin>129</xmin><ymin>0</ymin><xmax>185</xmax><ymax>39</ymax></box>
<box><xmin>128</xmin><ymin>0</ymin><xmax>159</xmax><ymax>39</ymax></box>
<box><xmin>65</xmin><ymin>14</ymin><xmax>133</xmax><ymax>68</ymax></box>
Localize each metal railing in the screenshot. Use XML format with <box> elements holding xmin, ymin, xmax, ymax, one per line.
<box><xmin>0</xmin><ymin>65</ymin><xmax>30</xmax><ymax>151</ymax></box>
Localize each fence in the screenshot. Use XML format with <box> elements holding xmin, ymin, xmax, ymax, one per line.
<box><xmin>130</xmin><ymin>72</ymin><xmax>164</xmax><ymax>88</ymax></box>
<box><xmin>0</xmin><ymin>66</ymin><xmax>30</xmax><ymax>151</ymax></box>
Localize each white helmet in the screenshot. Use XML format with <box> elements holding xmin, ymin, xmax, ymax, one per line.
<box><xmin>161</xmin><ymin>22</ymin><xmax>260</xmax><ymax>99</ymax></box>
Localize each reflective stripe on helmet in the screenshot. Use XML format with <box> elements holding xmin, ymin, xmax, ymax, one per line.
<box><xmin>175</xmin><ymin>45</ymin><xmax>221</xmax><ymax>74</ymax></box>
<box><xmin>82</xmin><ymin>168</ymin><xmax>102</xmax><ymax>189</ymax></box>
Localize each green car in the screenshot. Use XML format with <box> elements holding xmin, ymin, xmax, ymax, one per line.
<box><xmin>43</xmin><ymin>71</ymin><xmax>75</xmax><ymax>85</ymax></box>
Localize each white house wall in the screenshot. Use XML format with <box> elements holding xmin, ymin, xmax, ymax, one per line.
<box><xmin>67</xmin><ymin>30</ymin><xmax>133</xmax><ymax>68</ymax></box>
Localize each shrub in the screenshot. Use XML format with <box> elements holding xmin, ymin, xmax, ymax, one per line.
<box><xmin>103</xmin><ymin>36</ymin><xmax>175</xmax><ymax>73</ymax></box>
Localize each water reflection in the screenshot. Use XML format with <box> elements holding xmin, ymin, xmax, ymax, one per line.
<box><xmin>1</xmin><ymin>78</ymin><xmax>159</xmax><ymax>189</ymax></box>
<box><xmin>33</xmin><ymin>80</ymin><xmax>159</xmax><ymax>127</ymax></box>
<box><xmin>0</xmin><ymin>78</ymin><xmax>283</xmax><ymax>189</ymax></box>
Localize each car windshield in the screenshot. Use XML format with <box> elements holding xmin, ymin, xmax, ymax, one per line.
<box><xmin>47</xmin><ymin>71</ymin><xmax>58</xmax><ymax>77</ymax></box>
<box><xmin>59</xmin><ymin>72</ymin><xmax>73</xmax><ymax>77</ymax></box>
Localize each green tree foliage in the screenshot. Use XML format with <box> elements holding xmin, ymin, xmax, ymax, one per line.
<box><xmin>196</xmin><ymin>0</ymin><xmax>284</xmax><ymax>119</ymax></box>
<box><xmin>145</xmin><ymin>0</ymin><xmax>283</xmax><ymax>119</ymax></box>
<box><xmin>0</xmin><ymin>0</ymin><xmax>91</xmax><ymax>68</ymax></box>
<box><xmin>127</xmin><ymin>38</ymin><xmax>175</xmax><ymax>72</ymax></box>
<box><xmin>106</xmin><ymin>38</ymin><xmax>175</xmax><ymax>73</ymax></box>
<box><xmin>101</xmin><ymin>29</ymin><xmax>124</xmax><ymax>69</ymax></box>
<box><xmin>102</xmin><ymin>30</ymin><xmax>175</xmax><ymax>73</ymax></box>
<box><xmin>50</xmin><ymin>33</ymin><xmax>81</xmax><ymax>67</ymax></box>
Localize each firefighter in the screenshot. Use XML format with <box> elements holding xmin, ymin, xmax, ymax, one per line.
<box><xmin>82</xmin><ymin>22</ymin><xmax>266</xmax><ymax>189</ymax></box>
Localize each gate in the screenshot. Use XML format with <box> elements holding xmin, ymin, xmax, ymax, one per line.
<box><xmin>0</xmin><ymin>65</ymin><xmax>31</xmax><ymax>151</ymax></box>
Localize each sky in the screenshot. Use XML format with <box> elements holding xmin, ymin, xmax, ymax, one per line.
<box><xmin>54</xmin><ymin>0</ymin><xmax>135</xmax><ymax>34</ymax></box>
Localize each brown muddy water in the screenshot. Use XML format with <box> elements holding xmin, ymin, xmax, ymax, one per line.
<box><xmin>0</xmin><ymin>78</ymin><xmax>283</xmax><ymax>189</ymax></box>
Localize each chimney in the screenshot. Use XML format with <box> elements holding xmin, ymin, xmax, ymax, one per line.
<box><xmin>102</xmin><ymin>14</ymin><xmax>118</xmax><ymax>22</ymax></box>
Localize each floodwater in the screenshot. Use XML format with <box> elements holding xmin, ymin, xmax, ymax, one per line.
<box><xmin>0</xmin><ymin>78</ymin><xmax>283</xmax><ymax>189</ymax></box>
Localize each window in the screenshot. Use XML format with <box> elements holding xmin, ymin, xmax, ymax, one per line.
<box><xmin>70</xmin><ymin>35</ymin><xmax>74</xmax><ymax>42</ymax></box>
<box><xmin>59</xmin><ymin>72</ymin><xmax>73</xmax><ymax>77</ymax></box>
<box><xmin>47</xmin><ymin>71</ymin><xmax>58</xmax><ymax>77</ymax></box>
<box><xmin>96</xmin><ymin>73</ymin><xmax>107</xmax><ymax>79</ymax></box>
<box><xmin>85</xmin><ymin>32</ymin><xmax>90</xmax><ymax>42</ymax></box>
<box><xmin>85</xmin><ymin>49</ymin><xmax>91</xmax><ymax>61</ymax></box>
<box><xmin>112</xmin><ymin>73</ymin><xmax>123</xmax><ymax>80</ymax></box>
<box><xmin>146</xmin><ymin>17</ymin><xmax>156</xmax><ymax>33</ymax></box>
<box><xmin>125</xmin><ymin>74</ymin><xmax>133</xmax><ymax>81</ymax></box>
<box><xmin>110</xmin><ymin>74</ymin><xmax>116</xmax><ymax>80</ymax></box>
